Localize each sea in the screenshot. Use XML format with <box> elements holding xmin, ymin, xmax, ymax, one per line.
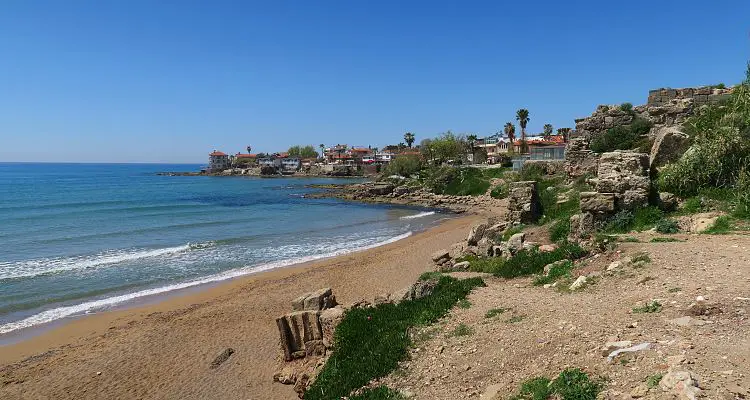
<box><xmin>0</xmin><ymin>163</ymin><xmax>446</xmax><ymax>337</ymax></box>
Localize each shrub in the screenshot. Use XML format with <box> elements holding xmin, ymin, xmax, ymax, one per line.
<box><xmin>590</xmin><ymin>118</ymin><xmax>653</xmax><ymax>153</ymax></box>
<box><xmin>655</xmin><ymin>219</ymin><xmax>679</xmax><ymax>234</ymax></box>
<box><xmin>470</xmin><ymin>242</ymin><xmax>587</xmax><ymax>278</ymax></box>
<box><xmin>533</xmin><ymin>260</ymin><xmax>573</xmax><ymax>285</ymax></box>
<box><xmin>681</xmin><ymin>197</ymin><xmax>703</xmax><ymax>214</ymax></box>
<box><xmin>426</xmin><ymin>167</ymin><xmax>490</xmax><ymax>196</ymax></box>
<box><xmin>603</xmin><ymin>210</ymin><xmax>634</xmax><ymax>233</ymax></box>
<box><xmin>305</xmin><ymin>276</ymin><xmax>485</xmax><ymax>400</ymax></box>
<box><xmin>633</xmin><ymin>300</ymin><xmax>663</xmax><ymax>313</ymax></box>
<box><xmin>510</xmin><ymin>369</ymin><xmax>604</xmax><ymax>400</ymax></box>
<box><xmin>603</xmin><ymin>207</ymin><xmax>664</xmax><ymax>233</ymax></box>
<box><xmin>451</xmin><ymin>323</ymin><xmax>474</xmax><ymax>336</ymax></box>
<box><xmin>702</xmin><ymin>215</ymin><xmax>732</xmax><ymax>234</ymax></box>
<box><xmin>484</xmin><ymin>308</ymin><xmax>508</xmax><ymax>318</ymax></box>
<box><xmin>350</xmin><ymin>386</ymin><xmax>404</xmax><ymax>400</ymax></box>
<box><xmin>482</xmin><ymin>167</ymin><xmax>509</xmax><ymax>178</ymax></box>
<box><xmin>620</xmin><ymin>102</ymin><xmax>634</xmax><ymax>113</ymax></box>
<box><xmin>490</xmin><ymin>183</ymin><xmax>509</xmax><ymax>199</ymax></box>
<box><xmin>382</xmin><ymin>155</ymin><xmax>423</xmax><ymax>177</ymax></box>
<box><xmin>549</xmin><ymin>219</ymin><xmax>571</xmax><ymax>242</ymax></box>
<box><xmin>646</xmin><ymin>374</ymin><xmax>664</xmax><ymax>389</ymax></box>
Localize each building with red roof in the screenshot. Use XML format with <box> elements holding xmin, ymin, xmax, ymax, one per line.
<box><xmin>208</xmin><ymin>150</ymin><xmax>230</xmax><ymax>172</ymax></box>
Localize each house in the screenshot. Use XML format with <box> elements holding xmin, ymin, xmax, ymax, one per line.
<box><xmin>258</xmin><ymin>157</ymin><xmax>281</xmax><ymax>168</ymax></box>
<box><xmin>513</xmin><ymin>135</ymin><xmax>566</xmax><ymax>158</ymax></box>
<box><xmin>208</xmin><ymin>150</ymin><xmax>230</xmax><ymax>172</ymax></box>
<box><xmin>476</xmin><ymin>134</ymin><xmax>511</xmax><ymax>163</ymax></box>
<box><xmin>280</xmin><ymin>157</ymin><xmax>301</xmax><ymax>171</ymax></box>
<box><xmin>375</xmin><ymin>152</ymin><xmax>394</xmax><ymax>163</ymax></box>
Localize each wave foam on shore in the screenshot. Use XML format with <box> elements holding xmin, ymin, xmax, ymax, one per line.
<box><xmin>0</xmin><ymin>231</ymin><xmax>412</xmax><ymax>335</ymax></box>
<box><xmin>400</xmin><ymin>211</ymin><xmax>436</xmax><ymax>220</ymax></box>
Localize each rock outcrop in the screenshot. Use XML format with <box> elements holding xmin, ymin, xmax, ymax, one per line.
<box><xmin>649</xmin><ymin>126</ymin><xmax>690</xmax><ymax>170</ymax></box>
<box><xmin>596</xmin><ymin>151</ymin><xmax>650</xmax><ymax>211</ymax></box>
<box><xmin>564</xmin><ymin>137</ymin><xmax>599</xmax><ymax>179</ymax></box>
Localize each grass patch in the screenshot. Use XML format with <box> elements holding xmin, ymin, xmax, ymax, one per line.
<box><xmin>501</xmin><ymin>224</ymin><xmax>525</xmax><ymax>241</ymax></box>
<box><xmin>646</xmin><ymin>373</ymin><xmax>664</xmax><ymax>389</ymax></box>
<box><xmin>622</xmin><ymin>236</ymin><xmax>640</xmax><ymax>243</ymax></box>
<box><xmin>469</xmin><ymin>242</ymin><xmax>587</xmax><ymax>278</ymax></box>
<box><xmin>490</xmin><ymin>183</ymin><xmax>509</xmax><ymax>199</ymax></box>
<box><xmin>633</xmin><ymin>300</ymin><xmax>663</xmax><ymax>314</ymax></box>
<box><xmin>549</xmin><ymin>219</ymin><xmax>571</xmax><ymax>242</ymax></box>
<box><xmin>655</xmin><ymin>219</ymin><xmax>679</xmax><ymax>234</ymax></box>
<box><xmin>418</xmin><ymin>271</ymin><xmax>443</xmax><ymax>281</ymax></box>
<box><xmin>451</xmin><ymin>323</ymin><xmax>474</xmax><ymax>336</ymax></box>
<box><xmin>457</xmin><ymin>299</ymin><xmax>471</xmax><ymax>309</ymax></box>
<box><xmin>505</xmin><ymin>315</ymin><xmax>525</xmax><ymax>323</ymax></box>
<box><xmin>590</xmin><ymin>118</ymin><xmax>653</xmax><ymax>153</ymax></box>
<box><xmin>350</xmin><ymin>386</ymin><xmax>405</xmax><ymax>400</ymax></box>
<box><xmin>629</xmin><ymin>251</ymin><xmax>651</xmax><ymax>268</ymax></box>
<box><xmin>702</xmin><ymin>215</ymin><xmax>732</xmax><ymax>234</ymax></box>
<box><xmin>510</xmin><ymin>369</ymin><xmax>604</xmax><ymax>400</ymax></box>
<box><xmin>484</xmin><ymin>308</ymin><xmax>508</xmax><ymax>318</ymax></box>
<box><xmin>650</xmin><ymin>237</ymin><xmax>682</xmax><ymax>243</ymax></box>
<box><xmin>533</xmin><ymin>260</ymin><xmax>573</xmax><ymax>286</ymax></box>
<box><xmin>603</xmin><ymin>206</ymin><xmax>666</xmax><ymax>233</ymax></box>
<box><xmin>304</xmin><ymin>276</ymin><xmax>485</xmax><ymax>400</ymax></box>
<box><xmin>668</xmin><ymin>287</ymin><xmax>682</xmax><ymax>293</ymax></box>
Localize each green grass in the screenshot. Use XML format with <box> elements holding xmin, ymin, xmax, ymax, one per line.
<box><xmin>630</xmin><ymin>251</ymin><xmax>651</xmax><ymax>266</ymax></box>
<box><xmin>451</xmin><ymin>323</ymin><xmax>474</xmax><ymax>336</ymax></box>
<box><xmin>650</xmin><ymin>237</ymin><xmax>682</xmax><ymax>243</ymax></box>
<box><xmin>702</xmin><ymin>215</ymin><xmax>733</xmax><ymax>234</ymax></box>
<box><xmin>622</xmin><ymin>236</ymin><xmax>640</xmax><ymax>243</ymax></box>
<box><xmin>510</xmin><ymin>369</ymin><xmax>604</xmax><ymax>400</ymax></box>
<box><xmin>655</xmin><ymin>219</ymin><xmax>679</xmax><ymax>234</ymax></box>
<box><xmin>603</xmin><ymin>206</ymin><xmax>666</xmax><ymax>233</ymax></box>
<box><xmin>549</xmin><ymin>219</ymin><xmax>571</xmax><ymax>242</ymax></box>
<box><xmin>533</xmin><ymin>260</ymin><xmax>573</xmax><ymax>286</ymax></box>
<box><xmin>633</xmin><ymin>300</ymin><xmax>663</xmax><ymax>314</ymax></box>
<box><xmin>505</xmin><ymin>315</ymin><xmax>525</xmax><ymax>323</ymax></box>
<box><xmin>490</xmin><ymin>183</ymin><xmax>509</xmax><ymax>199</ymax></box>
<box><xmin>646</xmin><ymin>374</ymin><xmax>664</xmax><ymax>389</ymax></box>
<box><xmin>457</xmin><ymin>299</ymin><xmax>472</xmax><ymax>309</ymax></box>
<box><xmin>304</xmin><ymin>276</ymin><xmax>485</xmax><ymax>400</ymax></box>
<box><xmin>418</xmin><ymin>271</ymin><xmax>443</xmax><ymax>281</ymax></box>
<box><xmin>481</xmin><ymin>167</ymin><xmax>510</xmax><ymax>179</ymax></box>
<box><xmin>469</xmin><ymin>242</ymin><xmax>587</xmax><ymax>278</ymax></box>
<box><xmin>349</xmin><ymin>387</ymin><xmax>405</xmax><ymax>400</ymax></box>
<box><xmin>484</xmin><ymin>308</ymin><xmax>508</xmax><ymax>318</ymax></box>
<box><xmin>501</xmin><ymin>224</ymin><xmax>525</xmax><ymax>241</ymax></box>
<box><xmin>668</xmin><ymin>287</ymin><xmax>682</xmax><ymax>293</ymax></box>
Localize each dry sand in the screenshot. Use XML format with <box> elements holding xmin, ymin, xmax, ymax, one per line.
<box><xmin>0</xmin><ymin>214</ymin><xmax>480</xmax><ymax>400</ymax></box>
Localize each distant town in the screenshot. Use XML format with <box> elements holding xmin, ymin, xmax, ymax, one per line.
<box><xmin>206</xmin><ymin>128</ymin><xmax>571</xmax><ymax>175</ymax></box>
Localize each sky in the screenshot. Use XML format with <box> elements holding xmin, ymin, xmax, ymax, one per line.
<box><xmin>1</xmin><ymin>1</ymin><xmax>749</xmax><ymax>163</ymax></box>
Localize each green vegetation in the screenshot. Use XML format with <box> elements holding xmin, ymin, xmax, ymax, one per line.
<box><xmin>702</xmin><ymin>215</ymin><xmax>732</xmax><ymax>234</ymax></box>
<box><xmin>468</xmin><ymin>242</ymin><xmax>587</xmax><ymax>278</ymax></box>
<box><xmin>287</xmin><ymin>145</ymin><xmax>319</xmax><ymax>158</ymax></box>
<box><xmin>590</xmin><ymin>118</ymin><xmax>653</xmax><ymax>153</ymax></box>
<box><xmin>603</xmin><ymin>207</ymin><xmax>669</xmax><ymax>233</ymax></box>
<box><xmin>658</xmin><ymin>62</ymin><xmax>750</xmax><ymax>218</ymax></box>
<box><xmin>646</xmin><ymin>373</ymin><xmax>664</xmax><ymax>389</ymax></box>
<box><xmin>633</xmin><ymin>300</ymin><xmax>663</xmax><ymax>313</ymax></box>
<box><xmin>549</xmin><ymin>219</ymin><xmax>571</xmax><ymax>242</ymax></box>
<box><xmin>457</xmin><ymin>299</ymin><xmax>472</xmax><ymax>309</ymax></box>
<box><xmin>629</xmin><ymin>251</ymin><xmax>651</xmax><ymax>267</ymax></box>
<box><xmin>655</xmin><ymin>218</ymin><xmax>680</xmax><ymax>234</ymax></box>
<box><xmin>484</xmin><ymin>308</ymin><xmax>508</xmax><ymax>318</ymax></box>
<box><xmin>619</xmin><ymin>102</ymin><xmax>634</xmax><ymax>113</ymax></box>
<box><xmin>533</xmin><ymin>260</ymin><xmax>573</xmax><ymax>286</ymax></box>
<box><xmin>403</xmin><ymin>132</ymin><xmax>415</xmax><ymax>148</ymax></box>
<box><xmin>490</xmin><ymin>183</ymin><xmax>509</xmax><ymax>199</ymax></box>
<box><xmin>505</xmin><ymin>315</ymin><xmax>525</xmax><ymax>323</ymax></box>
<box><xmin>510</xmin><ymin>369</ymin><xmax>604</xmax><ymax>400</ymax></box>
<box><xmin>350</xmin><ymin>386</ymin><xmax>405</xmax><ymax>400</ymax></box>
<box><xmin>501</xmin><ymin>224</ymin><xmax>525</xmax><ymax>241</ymax></box>
<box><xmin>668</xmin><ymin>287</ymin><xmax>682</xmax><ymax>293</ymax></box>
<box><xmin>382</xmin><ymin>154</ymin><xmax>423</xmax><ymax>177</ymax></box>
<box><xmin>451</xmin><ymin>323</ymin><xmax>474</xmax><ymax>336</ymax></box>
<box><xmin>305</xmin><ymin>276</ymin><xmax>485</xmax><ymax>400</ymax></box>
<box><xmin>622</xmin><ymin>236</ymin><xmax>641</xmax><ymax>243</ymax></box>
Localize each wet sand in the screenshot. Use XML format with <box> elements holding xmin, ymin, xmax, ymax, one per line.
<box><xmin>0</xmin><ymin>214</ymin><xmax>479</xmax><ymax>400</ymax></box>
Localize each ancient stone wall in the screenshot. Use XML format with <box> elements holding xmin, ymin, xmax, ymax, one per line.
<box><xmin>574</xmin><ymin>86</ymin><xmax>734</xmax><ymax>139</ymax></box>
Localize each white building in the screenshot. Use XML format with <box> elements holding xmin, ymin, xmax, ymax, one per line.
<box><xmin>208</xmin><ymin>150</ymin><xmax>230</xmax><ymax>172</ymax></box>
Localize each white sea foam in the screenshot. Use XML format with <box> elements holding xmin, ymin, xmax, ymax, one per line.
<box><xmin>0</xmin><ymin>244</ymin><xmax>204</xmax><ymax>281</ymax></box>
<box><xmin>0</xmin><ymin>232</ymin><xmax>412</xmax><ymax>335</ymax></box>
<box><xmin>400</xmin><ymin>211</ymin><xmax>436</xmax><ymax>220</ymax></box>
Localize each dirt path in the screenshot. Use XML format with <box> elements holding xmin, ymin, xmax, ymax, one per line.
<box><xmin>381</xmin><ymin>234</ymin><xmax>750</xmax><ymax>399</ymax></box>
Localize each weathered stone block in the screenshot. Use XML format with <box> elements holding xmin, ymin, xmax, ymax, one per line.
<box><xmin>292</xmin><ymin>287</ymin><xmax>337</xmax><ymax>312</ymax></box>
<box><xmin>276</xmin><ymin>310</ymin><xmax>323</xmax><ymax>361</ymax></box>
<box><xmin>507</xmin><ymin>181</ymin><xmax>541</xmax><ymax>224</ymax></box>
<box><xmin>650</xmin><ymin>126</ymin><xmax>689</xmax><ymax>170</ymax></box>
<box><xmin>580</xmin><ymin>192</ymin><xmax>615</xmax><ymax>213</ymax></box>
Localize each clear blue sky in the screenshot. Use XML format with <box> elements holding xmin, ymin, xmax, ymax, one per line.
<box><xmin>1</xmin><ymin>0</ymin><xmax>749</xmax><ymax>163</ymax></box>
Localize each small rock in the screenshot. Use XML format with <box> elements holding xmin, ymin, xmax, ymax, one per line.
<box><xmin>669</xmin><ymin>316</ymin><xmax>708</xmax><ymax>327</ymax></box>
<box><xmin>453</xmin><ymin>261</ymin><xmax>471</xmax><ymax>270</ymax></box>
<box><xmin>539</xmin><ymin>244</ymin><xmax>558</xmax><ymax>252</ymax></box>
<box><xmin>630</xmin><ymin>383</ymin><xmax>649</xmax><ymax>398</ymax></box>
<box><xmin>480</xmin><ymin>384</ymin><xmax>503</xmax><ymax>399</ymax></box>
<box><xmin>602</xmin><ymin>340</ymin><xmax>633</xmax><ymax>357</ymax></box>
<box><xmin>660</xmin><ymin>371</ymin><xmax>701</xmax><ymax>400</ymax></box>
<box><xmin>569</xmin><ymin>276</ymin><xmax>588</xmax><ymax>291</ymax></box>
<box><xmin>606</xmin><ymin>260</ymin><xmax>622</xmax><ymax>272</ymax></box>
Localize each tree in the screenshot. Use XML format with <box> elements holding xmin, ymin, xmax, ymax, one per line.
<box><xmin>466</xmin><ymin>134</ymin><xmax>478</xmax><ymax>164</ymax></box>
<box><xmin>398</xmin><ymin>142</ymin><xmax>406</xmax><ymax>150</ymax></box>
<box><xmin>287</xmin><ymin>145</ymin><xmax>301</xmax><ymax>157</ymax></box>
<box><xmin>247</xmin><ymin>145</ymin><xmax>252</xmax><ymax>154</ymax></box>
<box><xmin>516</xmin><ymin>109</ymin><xmax>530</xmax><ymax>141</ymax></box>
<box><xmin>319</xmin><ymin>144</ymin><xmax>325</xmax><ymax>160</ymax></box>
<box><xmin>420</xmin><ymin>138</ymin><xmax>434</xmax><ymax>164</ymax></box>
<box><xmin>543</xmin><ymin>124</ymin><xmax>553</xmax><ymax>140</ymax></box>
<box><xmin>430</xmin><ymin>131</ymin><xmax>465</xmax><ymax>164</ymax></box>
<box><xmin>404</xmin><ymin>132</ymin><xmax>415</xmax><ymax>148</ymax></box>
<box><xmin>504</xmin><ymin>122</ymin><xmax>516</xmax><ymax>143</ymax></box>
<box><xmin>300</xmin><ymin>145</ymin><xmax>318</xmax><ymax>158</ymax></box>
<box><xmin>557</xmin><ymin>128</ymin><xmax>572</xmax><ymax>143</ymax></box>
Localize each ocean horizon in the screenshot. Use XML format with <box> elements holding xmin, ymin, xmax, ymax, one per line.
<box><xmin>0</xmin><ymin>163</ymin><xmax>445</xmax><ymax>336</ymax></box>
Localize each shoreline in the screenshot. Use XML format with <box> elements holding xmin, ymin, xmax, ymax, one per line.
<box><xmin>0</xmin><ymin>214</ymin><xmax>481</xmax><ymax>400</ymax></box>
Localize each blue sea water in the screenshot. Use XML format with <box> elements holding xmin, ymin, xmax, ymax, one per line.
<box><xmin>0</xmin><ymin>163</ymin><xmax>445</xmax><ymax>335</ymax></box>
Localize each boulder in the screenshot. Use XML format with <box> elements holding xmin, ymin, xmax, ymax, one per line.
<box><xmin>276</xmin><ymin>310</ymin><xmax>324</xmax><ymax>361</ymax></box>
<box><xmin>660</xmin><ymin>371</ymin><xmax>701</xmax><ymax>400</ymax></box>
<box><xmin>580</xmin><ymin>192</ymin><xmax>616</xmax><ymax>213</ymax></box>
<box><xmin>569</xmin><ymin>275</ymin><xmax>588</xmax><ymax>291</ymax></box>
<box><xmin>650</xmin><ymin>126</ymin><xmax>690</xmax><ymax>170</ymax></box>
<box><xmin>507</xmin><ymin>181</ymin><xmax>541</xmax><ymax>224</ymax></box>
<box><xmin>368</xmin><ymin>183</ymin><xmax>395</xmax><ymax>195</ymax></box>
<box><xmin>292</xmin><ymin>288</ymin><xmax>337</xmax><ymax>312</ymax></box>
<box><xmin>538</xmin><ymin>243</ymin><xmax>558</xmax><ymax>252</ymax></box>
<box><xmin>393</xmin><ymin>186</ymin><xmax>411</xmax><ymax>196</ymax></box>
<box><xmin>431</xmin><ymin>249</ymin><xmax>450</xmax><ymax>264</ymax></box>
<box><xmin>658</xmin><ymin>192</ymin><xmax>679</xmax><ymax>212</ymax></box>
<box><xmin>476</xmin><ymin>237</ymin><xmax>493</xmax><ymax>257</ymax></box>
<box><xmin>400</xmin><ymin>278</ymin><xmax>439</xmax><ymax>302</ymax></box>
<box><xmin>452</xmin><ymin>261</ymin><xmax>470</xmax><ymax>270</ymax></box>
<box><xmin>467</xmin><ymin>222</ymin><xmax>489</xmax><ymax>246</ymax></box>
<box><xmin>506</xmin><ymin>232</ymin><xmax>526</xmax><ymax>253</ymax></box>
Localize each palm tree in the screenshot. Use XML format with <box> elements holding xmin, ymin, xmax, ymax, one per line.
<box><xmin>466</xmin><ymin>134</ymin><xmax>478</xmax><ymax>164</ymax></box>
<box><xmin>516</xmin><ymin>109</ymin><xmax>530</xmax><ymax>141</ymax></box>
<box><xmin>543</xmin><ymin>124</ymin><xmax>553</xmax><ymax>141</ymax></box>
<box><xmin>504</xmin><ymin>122</ymin><xmax>516</xmax><ymax>143</ymax></box>
<box><xmin>404</xmin><ymin>132</ymin><xmax>415</xmax><ymax>148</ymax></box>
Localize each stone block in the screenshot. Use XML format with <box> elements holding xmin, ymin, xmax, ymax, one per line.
<box><xmin>292</xmin><ymin>287</ymin><xmax>337</xmax><ymax>312</ymax></box>
<box><xmin>580</xmin><ymin>192</ymin><xmax>615</xmax><ymax>213</ymax></box>
<box><xmin>276</xmin><ymin>310</ymin><xmax>323</xmax><ymax>361</ymax></box>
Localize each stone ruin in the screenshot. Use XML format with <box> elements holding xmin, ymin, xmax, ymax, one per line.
<box><xmin>564</xmin><ymin>137</ymin><xmax>599</xmax><ymax>179</ymax></box>
<box><xmin>276</xmin><ymin>288</ymin><xmax>339</xmax><ymax>362</ymax></box>
<box><xmin>506</xmin><ymin>181</ymin><xmax>541</xmax><ymax>225</ymax></box>
<box><xmin>574</xmin><ymin>85</ymin><xmax>733</xmax><ymax>139</ymax></box>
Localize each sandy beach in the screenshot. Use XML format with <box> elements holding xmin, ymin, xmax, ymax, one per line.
<box><xmin>0</xmin><ymin>214</ymin><xmax>480</xmax><ymax>400</ymax></box>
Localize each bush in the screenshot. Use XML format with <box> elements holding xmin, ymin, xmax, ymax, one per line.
<box><xmin>425</xmin><ymin>167</ymin><xmax>490</xmax><ymax>196</ymax></box>
<box><xmin>658</xmin><ymin>64</ymin><xmax>750</xmax><ymax>196</ymax></box>
<box><xmin>655</xmin><ymin>219</ymin><xmax>679</xmax><ymax>234</ymax></box>
<box><xmin>620</xmin><ymin>102</ymin><xmax>634</xmax><ymax>113</ymax></box>
<box><xmin>603</xmin><ymin>207</ymin><xmax>664</xmax><ymax>233</ymax></box>
<box><xmin>590</xmin><ymin>118</ymin><xmax>653</xmax><ymax>153</ymax></box>
<box><xmin>490</xmin><ymin>183</ymin><xmax>509</xmax><ymax>199</ymax></box>
<box><xmin>633</xmin><ymin>300</ymin><xmax>663</xmax><ymax>313</ymax></box>
<box><xmin>549</xmin><ymin>219</ymin><xmax>571</xmax><ymax>242</ymax></box>
<box><xmin>533</xmin><ymin>260</ymin><xmax>573</xmax><ymax>285</ymax></box>
<box><xmin>702</xmin><ymin>215</ymin><xmax>732</xmax><ymax>234</ymax></box>
<box><xmin>382</xmin><ymin>155</ymin><xmax>423</xmax><ymax>177</ymax></box>
<box><xmin>350</xmin><ymin>387</ymin><xmax>404</xmax><ymax>400</ymax></box>
<box><xmin>510</xmin><ymin>369</ymin><xmax>604</xmax><ymax>400</ymax></box>
<box><xmin>305</xmin><ymin>276</ymin><xmax>484</xmax><ymax>400</ymax></box>
<box><xmin>469</xmin><ymin>242</ymin><xmax>587</xmax><ymax>278</ymax></box>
